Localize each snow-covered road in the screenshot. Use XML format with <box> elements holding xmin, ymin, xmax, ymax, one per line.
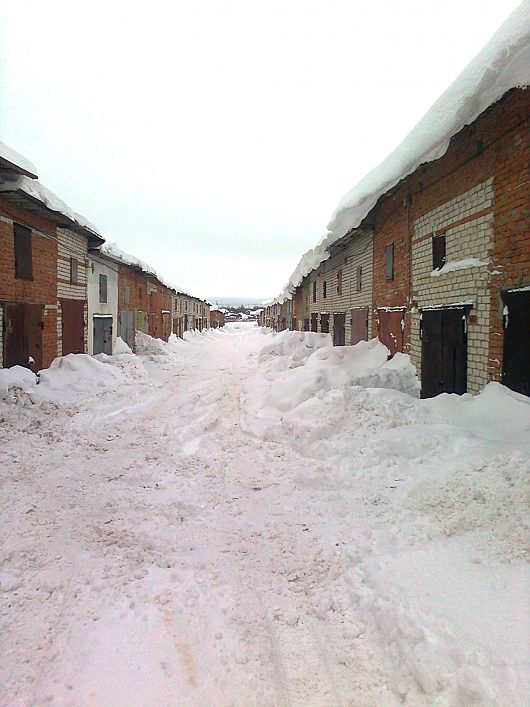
<box><xmin>1</xmin><ymin>324</ymin><xmax>529</xmax><ymax>705</ymax></box>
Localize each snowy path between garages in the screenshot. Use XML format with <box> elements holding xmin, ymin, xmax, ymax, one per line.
<box><xmin>1</xmin><ymin>327</ymin><xmax>396</xmax><ymax>706</ymax></box>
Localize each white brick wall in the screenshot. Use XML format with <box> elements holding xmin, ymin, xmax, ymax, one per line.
<box><xmin>307</xmin><ymin>230</ymin><xmax>373</xmax><ymax>343</ymax></box>
<box><xmin>411</xmin><ymin>178</ymin><xmax>494</xmax><ymax>394</ymax></box>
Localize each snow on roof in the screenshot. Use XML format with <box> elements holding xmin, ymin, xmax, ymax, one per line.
<box><xmin>267</xmin><ymin>2</ymin><xmax>530</xmax><ymax>306</ymax></box>
<box><xmin>0</xmin><ymin>175</ymin><xmax>102</xmax><ymax>238</ymax></box>
<box><xmin>100</xmin><ymin>241</ymin><xmax>206</xmax><ymax>300</ymax></box>
<box><xmin>0</xmin><ymin>141</ymin><xmax>38</xmax><ymax>178</ymax></box>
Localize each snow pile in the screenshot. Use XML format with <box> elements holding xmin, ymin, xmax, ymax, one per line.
<box><xmin>35</xmin><ymin>354</ymin><xmax>130</xmax><ymax>403</ymax></box>
<box><xmin>0</xmin><ymin>365</ymin><xmax>37</xmax><ymax>398</ymax></box>
<box><xmin>114</xmin><ymin>336</ymin><xmax>133</xmax><ymax>354</ymax></box>
<box><xmin>258</xmin><ymin>329</ymin><xmax>332</xmax><ymax>371</ymax></box>
<box><xmin>242</xmin><ymin>335</ymin><xmax>420</xmax><ymax>436</ymax></box>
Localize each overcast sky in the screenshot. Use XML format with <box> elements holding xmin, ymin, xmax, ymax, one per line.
<box><xmin>0</xmin><ymin>0</ymin><xmax>521</xmax><ymax>302</ymax></box>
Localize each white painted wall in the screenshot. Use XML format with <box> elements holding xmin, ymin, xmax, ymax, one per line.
<box><xmin>87</xmin><ymin>253</ymin><xmax>119</xmax><ymax>355</ymax></box>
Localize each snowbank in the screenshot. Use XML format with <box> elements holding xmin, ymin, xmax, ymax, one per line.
<box><xmin>0</xmin><ymin>366</ymin><xmax>37</xmax><ymax>397</ymax></box>
<box><xmin>258</xmin><ymin>329</ymin><xmax>332</xmax><ymax>370</ymax></box>
<box><xmin>242</xmin><ymin>334</ymin><xmax>420</xmax><ymax>436</ymax></box>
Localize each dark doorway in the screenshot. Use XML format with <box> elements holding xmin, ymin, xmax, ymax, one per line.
<box><xmin>61</xmin><ymin>299</ymin><xmax>85</xmax><ymax>355</ymax></box>
<box><xmin>3</xmin><ymin>302</ymin><xmax>43</xmax><ymax>371</ymax></box>
<box><xmin>421</xmin><ymin>308</ymin><xmax>467</xmax><ymax>398</ymax></box>
<box><xmin>303</xmin><ymin>318</ymin><xmax>309</xmax><ymax>331</ymax></box>
<box><xmin>377</xmin><ymin>310</ymin><xmax>404</xmax><ymax>356</ymax></box>
<box><xmin>93</xmin><ymin>315</ymin><xmax>113</xmax><ymax>355</ymax></box>
<box><xmin>310</xmin><ymin>313</ymin><xmax>318</xmax><ymax>332</ymax></box>
<box><xmin>502</xmin><ymin>290</ymin><xmax>530</xmax><ymax>397</ymax></box>
<box><xmin>320</xmin><ymin>313</ymin><xmax>329</xmax><ymax>334</ymax></box>
<box><xmin>351</xmin><ymin>307</ymin><xmax>369</xmax><ymax>345</ymax></box>
<box><xmin>333</xmin><ymin>313</ymin><xmax>345</xmax><ymax>346</ymax></box>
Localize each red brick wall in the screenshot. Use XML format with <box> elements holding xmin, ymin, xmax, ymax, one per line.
<box><xmin>118</xmin><ymin>264</ymin><xmax>149</xmax><ymax>312</ymax></box>
<box><xmin>0</xmin><ymin>198</ymin><xmax>58</xmax><ymax>367</ymax></box>
<box><xmin>488</xmin><ymin>89</ymin><xmax>530</xmax><ymax>381</ymax></box>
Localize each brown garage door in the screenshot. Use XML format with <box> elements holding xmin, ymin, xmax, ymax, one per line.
<box><xmin>351</xmin><ymin>307</ymin><xmax>369</xmax><ymax>345</ymax></box>
<box><xmin>377</xmin><ymin>309</ymin><xmax>404</xmax><ymax>357</ymax></box>
<box><xmin>61</xmin><ymin>299</ymin><xmax>85</xmax><ymax>355</ymax></box>
<box><xmin>333</xmin><ymin>314</ymin><xmax>345</xmax><ymax>346</ymax></box>
<box><xmin>3</xmin><ymin>302</ymin><xmax>44</xmax><ymax>372</ymax></box>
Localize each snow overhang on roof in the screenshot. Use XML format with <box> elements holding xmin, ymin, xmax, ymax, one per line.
<box><xmin>99</xmin><ymin>241</ymin><xmax>208</xmax><ymax>302</ymax></box>
<box><xmin>0</xmin><ymin>175</ymin><xmax>104</xmax><ymax>247</ymax></box>
<box><xmin>269</xmin><ymin>2</ymin><xmax>530</xmax><ymax>304</ymax></box>
<box><xmin>327</xmin><ymin>2</ymin><xmax>530</xmax><ymax>242</ymax></box>
<box><xmin>0</xmin><ymin>141</ymin><xmax>38</xmax><ymax>179</ymax></box>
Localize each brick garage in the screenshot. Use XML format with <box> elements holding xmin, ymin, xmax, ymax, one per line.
<box><xmin>0</xmin><ymin>197</ymin><xmax>58</xmax><ymax>370</ymax></box>
<box><xmin>369</xmin><ymin>87</ymin><xmax>529</xmax><ymax>395</ymax></box>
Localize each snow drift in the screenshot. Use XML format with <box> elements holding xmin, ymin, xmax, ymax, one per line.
<box><xmin>241</xmin><ymin>332</ymin><xmax>420</xmax><ymax>436</ymax></box>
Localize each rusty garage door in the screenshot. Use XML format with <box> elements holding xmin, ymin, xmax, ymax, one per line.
<box><xmin>377</xmin><ymin>309</ymin><xmax>404</xmax><ymax>357</ymax></box>
<box><xmin>421</xmin><ymin>308</ymin><xmax>467</xmax><ymax>398</ymax></box>
<box><xmin>118</xmin><ymin>310</ymin><xmax>135</xmax><ymax>350</ymax></box>
<box><xmin>502</xmin><ymin>290</ymin><xmax>530</xmax><ymax>397</ymax></box>
<box><xmin>333</xmin><ymin>313</ymin><xmax>345</xmax><ymax>346</ymax></box>
<box><xmin>3</xmin><ymin>302</ymin><xmax>44</xmax><ymax>371</ymax></box>
<box><xmin>162</xmin><ymin>312</ymin><xmax>172</xmax><ymax>340</ymax></box>
<box><xmin>61</xmin><ymin>299</ymin><xmax>85</xmax><ymax>355</ymax></box>
<box><xmin>351</xmin><ymin>307</ymin><xmax>369</xmax><ymax>345</ymax></box>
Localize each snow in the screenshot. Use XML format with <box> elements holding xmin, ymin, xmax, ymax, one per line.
<box><xmin>0</xmin><ymin>140</ymin><xmax>38</xmax><ymax>177</ymax></box>
<box><xmin>114</xmin><ymin>336</ymin><xmax>133</xmax><ymax>354</ymax></box>
<box><xmin>267</xmin><ymin>2</ymin><xmax>530</xmax><ymax>305</ymax></box>
<box><xmin>1</xmin><ymin>325</ymin><xmax>528</xmax><ymax>705</ymax></box>
<box><xmin>0</xmin><ymin>365</ymin><xmax>37</xmax><ymax>397</ymax></box>
<box><xmin>431</xmin><ymin>257</ymin><xmax>489</xmax><ymax>276</ymax></box>
<box><xmin>0</xmin><ymin>175</ymin><xmax>102</xmax><ymax>237</ymax></box>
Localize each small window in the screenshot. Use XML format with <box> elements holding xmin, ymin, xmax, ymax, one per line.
<box><xmin>385</xmin><ymin>243</ymin><xmax>394</xmax><ymax>281</ymax></box>
<box><xmin>312</xmin><ymin>281</ymin><xmax>317</xmax><ymax>303</ymax></box>
<box><xmin>70</xmin><ymin>257</ymin><xmax>79</xmax><ymax>285</ymax></box>
<box><xmin>323</xmin><ymin>281</ymin><xmax>327</xmax><ymax>299</ymax></box>
<box><xmin>124</xmin><ymin>286</ymin><xmax>130</xmax><ymax>305</ymax></box>
<box><xmin>356</xmin><ymin>265</ymin><xmax>362</xmax><ymax>292</ymax></box>
<box><xmin>14</xmin><ymin>223</ymin><xmax>33</xmax><ymax>280</ymax></box>
<box><xmin>99</xmin><ymin>274</ymin><xmax>108</xmax><ymax>303</ymax></box>
<box><xmin>337</xmin><ymin>268</ymin><xmax>342</xmax><ymax>296</ymax></box>
<box><xmin>138</xmin><ymin>286</ymin><xmax>143</xmax><ymax>301</ymax></box>
<box><xmin>432</xmin><ymin>234</ymin><xmax>446</xmax><ymax>270</ymax></box>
